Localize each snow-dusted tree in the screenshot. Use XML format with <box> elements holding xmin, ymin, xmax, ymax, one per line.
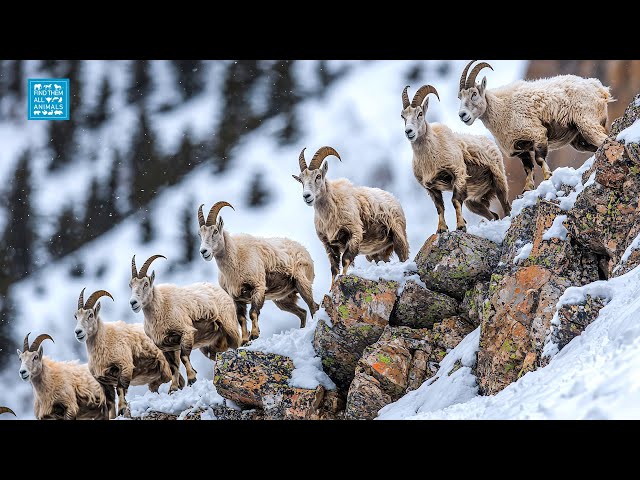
<box><xmin>246</xmin><ymin>172</ymin><xmax>271</xmax><ymax>208</ymax></box>
<box><xmin>172</xmin><ymin>60</ymin><xmax>205</xmax><ymax>100</ymax></box>
<box><xmin>128</xmin><ymin>111</ymin><xmax>164</xmax><ymax>208</ymax></box>
<box><xmin>181</xmin><ymin>199</ymin><xmax>196</xmax><ymax>263</ymax></box>
<box><xmin>47</xmin><ymin>205</ymin><xmax>83</xmax><ymax>258</ymax></box>
<box><xmin>128</xmin><ymin>60</ymin><xmax>151</xmax><ymax>104</ymax></box>
<box><xmin>267</xmin><ymin>60</ymin><xmax>300</xmax><ymax>144</ymax></box>
<box><xmin>86</xmin><ymin>76</ymin><xmax>112</xmax><ymax>128</ymax></box>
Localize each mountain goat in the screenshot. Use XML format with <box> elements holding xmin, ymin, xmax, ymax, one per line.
<box><xmin>75</xmin><ymin>288</ymin><xmax>173</xmax><ymax>417</ymax></box>
<box><xmin>198</xmin><ymin>201</ymin><xmax>318</xmax><ymax>343</ymax></box>
<box><xmin>17</xmin><ymin>333</ymin><xmax>109</xmax><ymax>420</ymax></box>
<box><xmin>401</xmin><ymin>85</ymin><xmax>510</xmax><ymax>233</ymax></box>
<box><xmin>129</xmin><ymin>254</ymin><xmax>241</xmax><ymax>389</ymax></box>
<box><xmin>292</xmin><ymin>146</ymin><xmax>410</xmax><ymax>287</ymax></box>
<box><xmin>458</xmin><ymin>60</ymin><xmax>613</xmax><ymax>192</ymax></box>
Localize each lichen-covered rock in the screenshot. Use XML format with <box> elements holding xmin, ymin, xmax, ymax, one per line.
<box><xmin>547</xmin><ymin>295</ymin><xmax>607</xmax><ymax>354</ymax></box>
<box><xmin>214</xmin><ymin>350</ymin><xmax>293</xmax><ymax>408</ymax></box>
<box><xmin>263</xmin><ymin>386</ymin><xmax>325</xmax><ymax>420</ymax></box>
<box><xmin>415</xmin><ymin>231</ymin><xmax>500</xmax><ymax>300</ymax></box>
<box><xmin>391</xmin><ymin>280</ymin><xmax>459</xmax><ymax>328</ymax></box>
<box><xmin>477</xmin><ymin>266</ymin><xmax>574</xmax><ymax>395</ymax></box>
<box><xmin>460</xmin><ymin>281</ymin><xmax>490</xmax><ymax>328</ymax></box>
<box><xmin>344</xmin><ymin>369</ymin><xmax>393</xmax><ymax>420</ymax></box>
<box><xmin>612</xmin><ymin>247</ymin><xmax>640</xmax><ymax>277</ymax></box>
<box><xmin>313</xmin><ymin>275</ymin><xmax>398</xmax><ymax>392</ymax></box>
<box><xmin>345</xmin><ymin>319</ymin><xmax>474</xmax><ymax>419</ymax></box>
<box><xmin>501</xmin><ymin>199</ymin><xmax>599</xmax><ymax>285</ymax></box>
<box><xmin>570</xmin><ymin>139</ymin><xmax>640</xmax><ymax>276</ymax></box>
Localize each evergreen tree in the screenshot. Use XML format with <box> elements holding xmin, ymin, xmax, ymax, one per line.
<box><xmin>172</xmin><ymin>60</ymin><xmax>205</xmax><ymax>100</ymax></box>
<box><xmin>213</xmin><ymin>60</ymin><xmax>262</xmax><ymax>172</ymax></box>
<box><xmin>140</xmin><ymin>214</ymin><xmax>154</xmax><ymax>244</ymax></box>
<box><xmin>181</xmin><ymin>199</ymin><xmax>196</xmax><ymax>263</ymax></box>
<box><xmin>128</xmin><ymin>60</ymin><xmax>151</xmax><ymax>104</ymax></box>
<box><xmin>82</xmin><ymin>177</ymin><xmax>104</xmax><ymax>239</ymax></box>
<box><xmin>128</xmin><ymin>111</ymin><xmax>164</xmax><ymax>209</ymax></box>
<box><xmin>246</xmin><ymin>172</ymin><xmax>271</xmax><ymax>208</ymax></box>
<box><xmin>0</xmin><ymin>150</ymin><xmax>36</xmax><ymax>281</ymax></box>
<box><xmin>267</xmin><ymin>60</ymin><xmax>300</xmax><ymax>144</ymax></box>
<box><xmin>47</xmin><ymin>205</ymin><xmax>83</xmax><ymax>258</ymax></box>
<box><xmin>104</xmin><ymin>151</ymin><xmax>122</xmax><ymax>220</ymax></box>
<box><xmin>7</xmin><ymin>60</ymin><xmax>23</xmax><ymax>98</ymax></box>
<box><xmin>0</xmin><ymin>293</ymin><xmax>15</xmax><ymax>370</ymax></box>
<box><xmin>86</xmin><ymin>76</ymin><xmax>112</xmax><ymax>128</ymax></box>
<box><xmin>48</xmin><ymin>60</ymin><xmax>82</xmax><ymax>170</ymax></box>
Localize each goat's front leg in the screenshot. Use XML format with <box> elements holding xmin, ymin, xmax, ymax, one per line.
<box><xmin>164</xmin><ymin>350</ymin><xmax>184</xmax><ymax>393</ymax></box>
<box><xmin>341</xmin><ymin>230</ymin><xmax>361</xmax><ymax>276</ymax></box>
<box><xmin>452</xmin><ymin>181</ymin><xmax>468</xmax><ymax>232</ymax></box>
<box><xmin>249</xmin><ymin>287</ymin><xmax>266</xmax><ymax>340</ymax></box>
<box><xmin>64</xmin><ymin>401</ymin><xmax>79</xmax><ymax>420</ymax></box>
<box><xmin>517</xmin><ymin>151</ymin><xmax>536</xmax><ymax>192</ymax></box>
<box><xmin>427</xmin><ymin>188</ymin><xmax>448</xmax><ymax>233</ymax></box>
<box><xmin>179</xmin><ymin>330</ymin><xmax>198</xmax><ymax>386</ymax></box>
<box><xmin>534</xmin><ymin>143</ymin><xmax>552</xmax><ymax>181</ymax></box>
<box><xmin>235</xmin><ymin>301</ymin><xmax>249</xmax><ymax>345</ymax></box>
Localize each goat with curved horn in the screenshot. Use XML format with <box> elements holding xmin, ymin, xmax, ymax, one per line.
<box><xmin>0</xmin><ymin>406</ymin><xmax>16</xmax><ymax>416</ymax></box>
<box><xmin>411</xmin><ymin>85</ymin><xmax>440</xmax><ymax>107</ymax></box>
<box><xmin>459</xmin><ymin>60</ymin><xmax>476</xmax><ymax>92</ymax></box>
<box><xmin>78</xmin><ymin>287</ymin><xmax>85</xmax><ymax>310</ymax></box>
<box><xmin>206</xmin><ymin>201</ymin><xmax>234</xmax><ymax>227</ymax></box>
<box><xmin>131</xmin><ymin>255</ymin><xmax>138</xmax><ymax>279</ymax></box>
<box><xmin>308</xmin><ymin>146</ymin><xmax>341</xmax><ymax>171</ymax></box>
<box><xmin>466</xmin><ymin>62</ymin><xmax>493</xmax><ymax>89</ymax></box>
<box><xmin>23</xmin><ymin>332</ymin><xmax>30</xmax><ymax>353</ymax></box>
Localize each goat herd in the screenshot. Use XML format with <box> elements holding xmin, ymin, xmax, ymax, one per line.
<box><xmin>2</xmin><ymin>61</ymin><xmax>613</xmax><ymax>419</ymax></box>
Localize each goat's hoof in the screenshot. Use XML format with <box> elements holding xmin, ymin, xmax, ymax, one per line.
<box><xmin>250</xmin><ymin>332</ymin><xmax>260</xmax><ymax>341</ymax></box>
<box><xmin>457</xmin><ymin>225</ymin><xmax>467</xmax><ymax>232</ymax></box>
<box><xmin>118</xmin><ymin>407</ymin><xmax>130</xmax><ymax>418</ymax></box>
<box><xmin>187</xmin><ymin>377</ymin><xmax>197</xmax><ymax>386</ymax></box>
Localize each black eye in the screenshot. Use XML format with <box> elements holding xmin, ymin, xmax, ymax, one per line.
<box><xmin>33</xmin><ymin>354</ymin><xmax>38</xmax><ymax>361</ymax></box>
<box><xmin>418</xmin><ymin>111</ymin><xmax>423</xmax><ymax>117</ymax></box>
<box><xmin>472</xmin><ymin>92</ymin><xmax>477</xmax><ymax>100</ymax></box>
<box><xmin>316</xmin><ymin>174</ymin><xmax>321</xmax><ymax>181</ymax></box>
<box><xmin>89</xmin><ymin>312</ymin><xmax>93</xmax><ymax>318</ymax></box>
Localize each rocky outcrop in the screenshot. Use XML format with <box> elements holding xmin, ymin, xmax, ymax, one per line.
<box><xmin>391</xmin><ymin>280</ymin><xmax>459</xmax><ymax>328</ymax></box>
<box><xmin>415</xmin><ymin>232</ymin><xmax>501</xmax><ymax>300</ymax></box>
<box><xmin>345</xmin><ymin>318</ymin><xmax>474</xmax><ymax>419</ymax></box>
<box><xmin>313</xmin><ymin>275</ymin><xmax>398</xmax><ymax>392</ymax></box>
<box><xmin>546</xmin><ymin>295</ymin><xmax>607</xmax><ymax>356</ymax></box>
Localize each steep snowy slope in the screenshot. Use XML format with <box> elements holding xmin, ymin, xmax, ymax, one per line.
<box><xmin>0</xmin><ymin>60</ymin><xmax>525</xmax><ymax>418</ymax></box>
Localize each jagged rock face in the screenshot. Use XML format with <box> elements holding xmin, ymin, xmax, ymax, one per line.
<box><xmin>391</xmin><ymin>280</ymin><xmax>459</xmax><ymax>329</ymax></box>
<box><xmin>214</xmin><ymin>350</ymin><xmax>294</xmax><ymax>408</ymax></box>
<box><xmin>460</xmin><ymin>281</ymin><xmax>490</xmax><ymax>328</ymax></box>
<box><xmin>477</xmin><ymin>199</ymin><xmax>600</xmax><ymax>396</ymax></box>
<box><xmin>546</xmin><ymin>295</ymin><xmax>607</xmax><ymax>357</ymax></box>
<box><xmin>570</xmin><ymin>139</ymin><xmax>640</xmax><ymax>276</ymax></box>
<box><xmin>313</xmin><ymin>275</ymin><xmax>398</xmax><ymax>392</ymax></box>
<box><xmin>415</xmin><ymin>231</ymin><xmax>501</xmax><ymax>300</ymax></box>
<box><xmin>345</xmin><ymin>318</ymin><xmax>474</xmax><ymax>419</ymax></box>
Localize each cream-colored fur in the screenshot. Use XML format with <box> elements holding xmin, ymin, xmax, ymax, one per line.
<box><xmin>29</xmin><ymin>357</ymin><xmax>108</xmax><ymax>420</ymax></box>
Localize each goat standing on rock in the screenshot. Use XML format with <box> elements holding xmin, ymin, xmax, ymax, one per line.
<box><xmin>198</xmin><ymin>201</ymin><xmax>318</xmax><ymax>343</ymax></box>
<box><xmin>293</xmin><ymin>146</ymin><xmax>410</xmax><ymax>287</ymax></box>
<box><xmin>401</xmin><ymin>84</ymin><xmax>511</xmax><ymax>234</ymax></box>
<box><xmin>457</xmin><ymin>60</ymin><xmax>614</xmax><ymax>193</ymax></box>
<box><xmin>129</xmin><ymin>254</ymin><xmax>241</xmax><ymax>390</ymax></box>
<box><xmin>74</xmin><ymin>288</ymin><xmax>173</xmax><ymax>417</ymax></box>
<box><xmin>17</xmin><ymin>333</ymin><xmax>109</xmax><ymax>419</ymax></box>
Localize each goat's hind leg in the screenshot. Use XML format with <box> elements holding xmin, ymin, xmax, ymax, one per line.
<box><xmin>452</xmin><ymin>184</ymin><xmax>468</xmax><ymax>231</ymax></box>
<box><xmin>427</xmin><ymin>188</ymin><xmax>448</xmax><ymax>234</ymax></box>
<box><xmin>295</xmin><ymin>277</ymin><xmax>318</xmax><ymax>324</ymax></box>
<box><xmin>465</xmin><ymin>199</ymin><xmax>496</xmax><ymax>221</ymax></box>
<box><xmin>179</xmin><ymin>332</ymin><xmax>198</xmax><ymax>386</ymax></box>
<box><xmin>534</xmin><ymin>144</ymin><xmax>553</xmax><ymax>180</ymax></box>
<box><xmin>274</xmin><ymin>293</ymin><xmax>308</xmax><ymax>328</ymax></box>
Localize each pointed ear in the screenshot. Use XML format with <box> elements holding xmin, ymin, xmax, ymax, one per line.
<box><xmin>322</xmin><ymin>160</ymin><xmax>329</xmax><ymax>176</ymax></box>
<box><xmin>150</xmin><ymin>271</ymin><xmax>156</xmax><ymax>286</ymax></box>
<box><xmin>38</xmin><ymin>346</ymin><xmax>43</xmax><ymax>358</ymax></box>
<box><xmin>292</xmin><ymin>174</ymin><xmax>302</xmax><ymax>184</ymax></box>
<box><xmin>217</xmin><ymin>216</ymin><xmax>224</xmax><ymax>231</ymax></box>
<box><xmin>17</xmin><ymin>349</ymin><xmax>22</xmax><ymax>357</ymax></box>
<box><xmin>94</xmin><ymin>302</ymin><xmax>101</xmax><ymax>316</ymax></box>
<box><xmin>479</xmin><ymin>76</ymin><xmax>487</xmax><ymax>95</ymax></box>
<box><xmin>422</xmin><ymin>97</ymin><xmax>430</xmax><ymax>112</ymax></box>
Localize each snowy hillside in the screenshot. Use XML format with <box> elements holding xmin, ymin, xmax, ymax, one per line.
<box><xmin>0</xmin><ymin>60</ymin><xmax>526</xmax><ymax>419</ymax></box>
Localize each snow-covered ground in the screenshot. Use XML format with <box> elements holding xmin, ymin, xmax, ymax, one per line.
<box><xmin>0</xmin><ymin>60</ymin><xmax>528</xmax><ymax>419</ymax></box>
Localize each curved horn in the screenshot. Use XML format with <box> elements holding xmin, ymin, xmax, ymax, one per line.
<box><xmin>131</xmin><ymin>255</ymin><xmax>138</xmax><ymax>279</ymax></box>
<box><xmin>29</xmin><ymin>334</ymin><xmax>54</xmax><ymax>352</ymax></box>
<box><xmin>0</xmin><ymin>407</ymin><xmax>16</xmax><ymax>416</ymax></box>
<box><xmin>206</xmin><ymin>201</ymin><xmax>234</xmax><ymax>227</ymax></box>
<box><xmin>402</xmin><ymin>85</ymin><xmax>410</xmax><ymax>109</ymax></box>
<box><xmin>84</xmin><ymin>290</ymin><xmax>114</xmax><ymax>310</ymax></box>
<box><xmin>298</xmin><ymin>148</ymin><xmax>308</xmax><ymax>172</ymax></box>
<box><xmin>138</xmin><ymin>255</ymin><xmax>166</xmax><ymax>279</ymax></box>
<box><xmin>23</xmin><ymin>333</ymin><xmax>30</xmax><ymax>353</ymax></box>
<box><xmin>198</xmin><ymin>204</ymin><xmax>206</xmax><ymax>227</ymax></box>
<box><xmin>78</xmin><ymin>287</ymin><xmax>85</xmax><ymax>311</ymax></box>
<box><xmin>459</xmin><ymin>60</ymin><xmax>476</xmax><ymax>92</ymax></box>
<box><xmin>308</xmin><ymin>146</ymin><xmax>341</xmax><ymax>171</ymax></box>
<box><xmin>466</xmin><ymin>62</ymin><xmax>493</xmax><ymax>89</ymax></box>
<box><xmin>411</xmin><ymin>85</ymin><xmax>440</xmax><ymax>108</ymax></box>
